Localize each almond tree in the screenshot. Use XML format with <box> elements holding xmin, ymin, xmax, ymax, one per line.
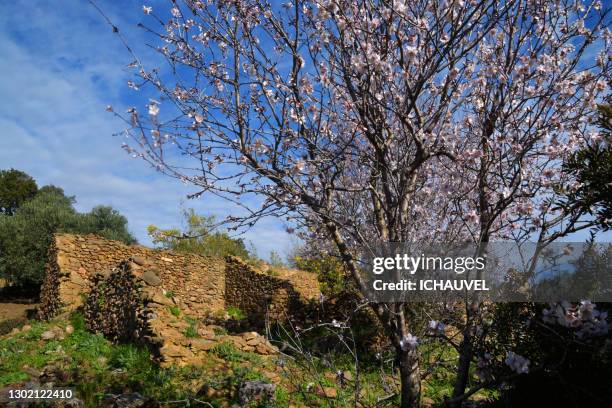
<box><xmin>108</xmin><ymin>0</ymin><xmax>610</xmax><ymax>406</ymax></box>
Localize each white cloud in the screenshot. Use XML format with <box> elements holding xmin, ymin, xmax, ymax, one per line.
<box><xmin>0</xmin><ymin>0</ymin><xmax>292</xmax><ymax>258</ymax></box>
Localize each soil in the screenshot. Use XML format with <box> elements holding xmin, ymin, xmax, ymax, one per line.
<box><xmin>0</xmin><ymin>302</ymin><xmax>38</xmax><ymax>322</ymax></box>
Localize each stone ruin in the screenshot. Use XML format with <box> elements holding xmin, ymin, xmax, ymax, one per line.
<box><xmin>38</xmin><ymin>233</ymin><xmax>321</xmax><ymax>366</ymax></box>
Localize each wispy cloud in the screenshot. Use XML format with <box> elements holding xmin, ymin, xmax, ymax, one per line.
<box><xmin>0</xmin><ymin>0</ymin><xmax>292</xmax><ymax>259</ymax></box>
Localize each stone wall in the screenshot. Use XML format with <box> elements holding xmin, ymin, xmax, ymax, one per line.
<box><xmin>225</xmin><ymin>257</ymin><xmax>318</xmax><ymax>324</ymax></box>
<box><xmin>37</xmin><ymin>233</ymin><xmax>321</xmax><ymax>366</ymax></box>
<box><xmin>39</xmin><ymin>233</ymin><xmax>320</xmax><ymax>323</ymax></box>
<box><xmin>39</xmin><ymin>233</ymin><xmax>226</xmax><ymax>320</ymax></box>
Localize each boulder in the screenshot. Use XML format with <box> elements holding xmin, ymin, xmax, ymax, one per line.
<box><xmin>41</xmin><ymin>330</ymin><xmax>56</xmax><ymax>340</ymax></box>
<box><xmin>315</xmin><ymin>386</ymin><xmax>337</xmax><ymax>399</ymax></box>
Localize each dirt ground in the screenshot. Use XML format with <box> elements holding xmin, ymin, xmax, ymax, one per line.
<box><xmin>0</xmin><ymin>302</ymin><xmax>38</xmax><ymax>322</ymax></box>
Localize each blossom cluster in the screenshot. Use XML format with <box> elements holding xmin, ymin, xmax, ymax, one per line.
<box><xmin>399</xmin><ymin>333</ymin><xmax>418</xmax><ymax>350</ymax></box>
<box><xmin>542</xmin><ymin>300</ymin><xmax>609</xmax><ymax>339</ymax></box>
<box><xmin>427</xmin><ymin>320</ymin><xmax>446</xmax><ymax>337</ymax></box>
<box><xmin>505</xmin><ymin>351</ymin><xmax>530</xmax><ymax>374</ymax></box>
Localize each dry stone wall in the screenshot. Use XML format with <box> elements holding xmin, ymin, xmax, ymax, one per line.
<box><xmin>37</xmin><ymin>233</ymin><xmax>321</xmax><ymax>366</ymax></box>
<box><xmin>39</xmin><ymin>233</ymin><xmax>226</xmax><ymax>319</ymax></box>
<box><xmin>225</xmin><ymin>257</ymin><xmax>318</xmax><ymax>325</ymax></box>
<box><xmin>83</xmin><ymin>261</ymin><xmax>150</xmax><ymax>343</ymax></box>
<box><xmin>39</xmin><ymin>233</ymin><xmax>320</xmax><ymax>324</ymax></box>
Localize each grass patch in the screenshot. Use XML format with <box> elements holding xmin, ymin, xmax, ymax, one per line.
<box><xmin>184</xmin><ymin>316</ymin><xmax>199</xmax><ymax>338</ymax></box>
<box><xmin>168</xmin><ymin>306</ymin><xmax>181</xmax><ymax>317</ymax></box>
<box><xmin>210</xmin><ymin>342</ymin><xmax>261</xmax><ymax>363</ymax></box>
<box><xmin>226</xmin><ymin>306</ymin><xmax>246</xmax><ymax>320</ymax></box>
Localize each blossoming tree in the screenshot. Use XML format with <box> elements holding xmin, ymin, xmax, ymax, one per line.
<box><xmin>109</xmin><ymin>0</ymin><xmax>610</xmax><ymax>406</ymax></box>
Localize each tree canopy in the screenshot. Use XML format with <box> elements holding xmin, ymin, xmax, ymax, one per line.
<box><xmin>0</xmin><ymin>168</ymin><xmax>38</xmax><ymax>215</ymax></box>
<box><xmin>148</xmin><ymin>209</ymin><xmax>250</xmax><ymax>259</ymax></box>
<box><xmin>0</xmin><ymin>171</ymin><xmax>136</xmax><ymax>287</ymax></box>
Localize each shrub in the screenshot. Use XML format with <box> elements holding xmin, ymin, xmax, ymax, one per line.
<box><xmin>0</xmin><ymin>185</ymin><xmax>135</xmax><ymax>287</ymax></box>
<box><xmin>148</xmin><ymin>208</ymin><xmax>251</xmax><ymax>259</ymax></box>
<box><xmin>292</xmin><ymin>255</ymin><xmax>347</xmax><ymax>297</ymax></box>
<box><xmin>227</xmin><ymin>306</ymin><xmax>246</xmax><ymax>320</ymax></box>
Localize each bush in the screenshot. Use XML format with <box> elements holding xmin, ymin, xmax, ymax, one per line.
<box><xmin>148</xmin><ymin>208</ymin><xmax>251</xmax><ymax>259</ymax></box>
<box><xmin>0</xmin><ymin>185</ymin><xmax>135</xmax><ymax>287</ymax></box>
<box><xmin>292</xmin><ymin>255</ymin><xmax>347</xmax><ymax>297</ymax></box>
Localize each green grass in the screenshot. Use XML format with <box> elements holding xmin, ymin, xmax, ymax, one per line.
<box><xmin>184</xmin><ymin>316</ymin><xmax>199</xmax><ymax>338</ymax></box>
<box><xmin>0</xmin><ymin>312</ymin><xmax>500</xmax><ymax>407</ymax></box>
<box><xmin>210</xmin><ymin>342</ymin><xmax>261</xmax><ymax>363</ymax></box>
<box><xmin>0</xmin><ymin>313</ymin><xmax>208</xmax><ymax>405</ymax></box>
<box><xmin>168</xmin><ymin>306</ymin><xmax>181</xmax><ymax>317</ymax></box>
<box><xmin>226</xmin><ymin>306</ymin><xmax>246</xmax><ymax>320</ymax></box>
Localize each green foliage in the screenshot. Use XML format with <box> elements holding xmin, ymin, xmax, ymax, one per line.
<box><xmin>292</xmin><ymin>255</ymin><xmax>346</xmax><ymax>297</ymax></box>
<box><xmin>169</xmin><ymin>306</ymin><xmax>181</xmax><ymax>317</ymax></box>
<box><xmin>561</xmin><ymin>104</ymin><xmax>612</xmax><ymax>231</ymax></box>
<box><xmin>226</xmin><ymin>306</ymin><xmax>246</xmax><ymax>320</ymax></box>
<box><xmin>0</xmin><ymin>186</ymin><xmax>135</xmax><ymax>287</ymax></box>
<box><xmin>76</xmin><ymin>206</ymin><xmax>137</xmax><ymax>245</ymax></box>
<box><xmin>0</xmin><ymin>168</ymin><xmax>38</xmax><ymax>215</ymax></box>
<box><xmin>148</xmin><ymin>208</ymin><xmax>251</xmax><ymax>258</ymax></box>
<box><xmin>184</xmin><ymin>316</ymin><xmax>199</xmax><ymax>338</ymax></box>
<box><xmin>0</xmin><ymin>187</ymin><xmax>78</xmax><ymax>286</ymax></box>
<box><xmin>210</xmin><ymin>342</ymin><xmax>261</xmax><ymax>363</ymax></box>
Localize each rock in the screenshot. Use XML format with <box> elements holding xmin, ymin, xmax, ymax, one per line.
<box><xmin>422</xmin><ymin>397</ymin><xmax>435</xmax><ymax>408</ymax></box>
<box><xmin>65</xmin><ymin>325</ymin><xmax>74</xmax><ymax>335</ymax></box>
<box><xmin>159</xmin><ymin>344</ymin><xmax>194</xmax><ymax>359</ymax></box>
<box><xmin>160</xmin><ymin>257</ymin><xmax>173</xmax><ymax>263</ymax></box>
<box><xmin>41</xmin><ymin>330</ymin><xmax>56</xmax><ymax>340</ymax></box>
<box><xmin>141</xmin><ymin>270</ymin><xmax>162</xmax><ymax>286</ymax></box>
<box><xmin>197</xmin><ymin>327</ymin><xmax>216</xmax><ymax>339</ymax></box>
<box><xmin>21</xmin><ymin>325</ymin><xmax>32</xmax><ymax>332</ymax></box>
<box><xmin>343</xmin><ymin>371</ymin><xmax>353</xmax><ymax>381</ymax></box>
<box><xmin>52</xmin><ymin>326</ymin><xmax>66</xmax><ymax>340</ymax></box>
<box><xmin>21</xmin><ymin>365</ymin><xmax>42</xmax><ymax>379</ymax></box>
<box><xmin>148</xmin><ymin>291</ymin><xmax>174</xmax><ymax>307</ymax></box>
<box><xmin>131</xmin><ymin>256</ymin><xmax>146</xmax><ymax>266</ymax></box>
<box><xmin>246</xmin><ymin>337</ymin><xmax>263</xmax><ymax>346</ymax></box>
<box><xmin>39</xmin><ymin>364</ymin><xmax>70</xmax><ymax>384</ymax></box>
<box><xmin>59</xmin><ymin>398</ymin><xmax>86</xmax><ymax>407</ymax></box>
<box><xmin>315</xmin><ymin>386</ymin><xmax>337</xmax><ymax>399</ymax></box>
<box><xmin>100</xmin><ymin>392</ymin><xmax>160</xmax><ymax>407</ymax></box>
<box><xmin>238</xmin><ymin>380</ymin><xmax>276</xmax><ymax>405</ymax></box>
<box><xmin>324</xmin><ymin>372</ymin><xmax>336</xmax><ymax>381</ymax></box>
<box><xmin>10</xmin><ymin>328</ymin><xmax>20</xmax><ymax>335</ymax></box>
<box><xmin>189</xmin><ymin>338</ymin><xmax>218</xmax><ymax>351</ymax></box>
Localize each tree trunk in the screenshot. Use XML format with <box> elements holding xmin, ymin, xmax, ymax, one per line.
<box><xmin>450</xmin><ymin>333</ymin><xmax>472</xmax><ymax>407</ymax></box>
<box><xmin>399</xmin><ymin>347</ymin><xmax>421</xmax><ymax>408</ymax></box>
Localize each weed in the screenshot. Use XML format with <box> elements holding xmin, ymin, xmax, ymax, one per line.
<box><xmin>210</xmin><ymin>342</ymin><xmax>261</xmax><ymax>363</ymax></box>
<box><xmin>227</xmin><ymin>306</ymin><xmax>246</xmax><ymax>320</ymax></box>
<box><xmin>169</xmin><ymin>306</ymin><xmax>181</xmax><ymax>317</ymax></box>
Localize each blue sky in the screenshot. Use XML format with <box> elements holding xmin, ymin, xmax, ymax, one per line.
<box><xmin>0</xmin><ymin>0</ymin><xmax>295</xmax><ymax>259</ymax></box>
<box><xmin>0</xmin><ymin>1</ymin><xmax>608</xmax><ymax>259</ymax></box>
